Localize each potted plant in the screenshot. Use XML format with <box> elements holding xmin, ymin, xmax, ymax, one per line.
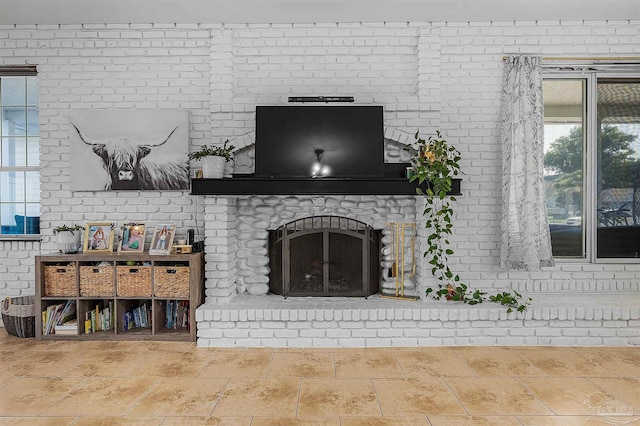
<box><xmin>53</xmin><ymin>224</ymin><xmax>84</xmax><ymax>254</ymax></box>
<box><xmin>407</xmin><ymin>130</ymin><xmax>530</xmax><ymax>313</ymax></box>
<box><xmin>188</xmin><ymin>140</ymin><xmax>236</xmax><ymax>179</ymax></box>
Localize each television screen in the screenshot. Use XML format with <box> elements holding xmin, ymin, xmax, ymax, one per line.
<box><xmin>255</xmin><ymin>105</ymin><xmax>384</xmax><ymax>178</ymax></box>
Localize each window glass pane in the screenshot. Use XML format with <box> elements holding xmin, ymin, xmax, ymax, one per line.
<box><xmin>26</xmin><ymin>107</ymin><xmax>38</xmax><ymax>136</ymax></box>
<box><xmin>0</xmin><ymin>74</ymin><xmax>39</xmax><ymax>236</ymax></box>
<box><xmin>26</xmin><ymin>77</ymin><xmax>38</xmax><ymax>106</ymax></box>
<box><xmin>543</xmin><ymin>79</ymin><xmax>585</xmax><ymax>257</ymax></box>
<box><xmin>596</xmin><ymin>80</ymin><xmax>640</xmax><ymax>258</ymax></box>
<box><xmin>25</xmin><ymin>171</ymin><xmax>39</xmax><ymax>202</ymax></box>
<box><xmin>1</xmin><ymin>137</ymin><xmax>27</xmax><ymax>166</ymax></box>
<box><xmin>1</xmin><ymin>108</ymin><xmax>26</xmax><ymax>136</ymax></box>
<box><xmin>1</xmin><ymin>77</ymin><xmax>26</xmax><ymax>106</ymax></box>
<box><xmin>0</xmin><ymin>171</ymin><xmax>25</xmax><ymax>202</ymax></box>
<box><xmin>0</xmin><ymin>203</ymin><xmax>25</xmax><ymax>234</ymax></box>
<box><xmin>27</xmin><ymin>137</ymin><xmax>39</xmax><ymax>166</ymax></box>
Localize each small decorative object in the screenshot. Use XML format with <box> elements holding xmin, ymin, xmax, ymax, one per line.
<box><xmin>187</xmin><ymin>140</ymin><xmax>236</xmax><ymax>179</ymax></box>
<box><xmin>118</xmin><ymin>222</ymin><xmax>146</xmax><ymax>253</ymax></box>
<box><xmin>149</xmin><ymin>223</ymin><xmax>176</xmax><ymax>255</ymax></box>
<box><xmin>53</xmin><ymin>224</ymin><xmax>85</xmax><ymax>254</ymax></box>
<box><xmin>407</xmin><ymin>130</ymin><xmax>530</xmax><ymax>313</ymax></box>
<box><xmin>83</xmin><ymin>222</ymin><xmax>115</xmax><ymax>253</ymax></box>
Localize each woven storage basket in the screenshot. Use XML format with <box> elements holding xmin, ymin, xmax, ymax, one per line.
<box><xmin>80</xmin><ymin>265</ymin><xmax>115</xmax><ymax>297</ymax></box>
<box><xmin>154</xmin><ymin>265</ymin><xmax>190</xmax><ymax>298</ymax></box>
<box><xmin>44</xmin><ymin>264</ymin><xmax>77</xmax><ymax>296</ymax></box>
<box><xmin>117</xmin><ymin>265</ymin><xmax>152</xmax><ymax>297</ymax></box>
<box><xmin>1</xmin><ymin>296</ymin><xmax>36</xmax><ymax>338</ymax></box>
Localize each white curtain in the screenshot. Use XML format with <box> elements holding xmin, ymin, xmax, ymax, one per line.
<box><xmin>500</xmin><ymin>55</ymin><xmax>555</xmax><ymax>270</ymax></box>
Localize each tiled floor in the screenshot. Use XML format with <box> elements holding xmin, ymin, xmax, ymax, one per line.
<box><xmin>0</xmin><ymin>329</ymin><xmax>638</xmax><ymax>425</ymax></box>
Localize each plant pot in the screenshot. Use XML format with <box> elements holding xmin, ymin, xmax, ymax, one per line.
<box><xmin>57</xmin><ymin>231</ymin><xmax>81</xmax><ymax>254</ymax></box>
<box><xmin>201</xmin><ymin>156</ymin><xmax>226</xmax><ymax>179</ymax></box>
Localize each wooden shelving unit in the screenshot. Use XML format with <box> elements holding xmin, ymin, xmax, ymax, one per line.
<box><xmin>35</xmin><ymin>252</ymin><xmax>204</xmax><ymax>342</ymax></box>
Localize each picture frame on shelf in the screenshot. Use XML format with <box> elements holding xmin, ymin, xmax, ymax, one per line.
<box><xmin>117</xmin><ymin>222</ymin><xmax>146</xmax><ymax>253</ymax></box>
<box><xmin>149</xmin><ymin>223</ymin><xmax>176</xmax><ymax>255</ymax></box>
<box><xmin>83</xmin><ymin>222</ymin><xmax>115</xmax><ymax>253</ymax></box>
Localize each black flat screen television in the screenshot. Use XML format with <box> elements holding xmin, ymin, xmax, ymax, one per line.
<box><xmin>255</xmin><ymin>105</ymin><xmax>384</xmax><ymax>178</ymax></box>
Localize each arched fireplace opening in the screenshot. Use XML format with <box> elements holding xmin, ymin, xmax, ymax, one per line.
<box><xmin>268</xmin><ymin>216</ymin><xmax>381</xmax><ymax>297</ymax></box>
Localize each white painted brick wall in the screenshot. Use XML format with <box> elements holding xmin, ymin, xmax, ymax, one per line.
<box><xmin>1</xmin><ymin>19</ymin><xmax>638</xmax><ymax>339</ymax></box>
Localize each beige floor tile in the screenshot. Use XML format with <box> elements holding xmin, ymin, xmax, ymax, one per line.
<box><xmin>374</xmin><ymin>378</ymin><xmax>467</xmax><ymax>416</ymax></box>
<box><xmin>453</xmin><ymin>347</ymin><xmax>546</xmax><ymax>377</ymax></box>
<box><xmin>0</xmin><ymin>377</ymin><xmax>85</xmax><ymax>416</ymax></box>
<box><xmin>340</xmin><ymin>417</ymin><xmax>430</xmax><ymax>425</ymax></box>
<box><xmin>197</xmin><ymin>352</ymin><xmax>274</xmax><ymax>379</ymax></box>
<box><xmin>6</xmin><ymin>350</ymin><xmax>79</xmax><ymax>377</ymax></box>
<box><xmin>510</xmin><ymin>347</ymin><xmax>613</xmax><ymax>377</ymax></box>
<box><xmin>298</xmin><ymin>378</ymin><xmax>380</xmax><ymax>417</ymax></box>
<box><xmin>394</xmin><ymin>348</ymin><xmax>477</xmax><ymax>378</ymax></box>
<box><xmin>160</xmin><ymin>416</ymin><xmax>252</xmax><ymax>425</ymax></box>
<box><xmin>427</xmin><ymin>415</ymin><xmax>522</xmax><ymax>425</ymax></box>
<box><xmin>128</xmin><ymin>377</ymin><xmax>228</xmax><ymax>416</ymax></box>
<box><xmin>129</xmin><ymin>350</ymin><xmax>212</xmax><ymax>378</ymax></box>
<box><xmin>572</xmin><ymin>347</ymin><xmax>640</xmax><ymax>377</ymax></box>
<box><xmin>73</xmin><ymin>417</ymin><xmax>164</xmax><ymax>425</ymax></box>
<box><xmin>64</xmin><ymin>349</ymin><xmax>144</xmax><ymax>377</ymax></box>
<box><xmin>267</xmin><ymin>352</ymin><xmax>335</xmax><ymax>378</ymax></box>
<box><xmin>0</xmin><ymin>418</ymin><xmax>77</xmax><ymax>425</ymax></box>
<box><xmin>40</xmin><ymin>377</ymin><xmax>156</xmax><ymax>416</ymax></box>
<box><xmin>335</xmin><ymin>352</ymin><xmax>405</xmax><ymax>378</ymax></box>
<box><xmin>0</xmin><ymin>376</ymin><xmax>15</xmax><ymax>387</ymax></box>
<box><xmin>590</xmin><ymin>377</ymin><xmax>640</xmax><ymax>410</ymax></box>
<box><xmin>251</xmin><ymin>417</ymin><xmax>340</xmax><ymax>425</ymax></box>
<box><xmin>212</xmin><ymin>379</ymin><xmax>299</xmax><ymax>417</ymax></box>
<box><xmin>518</xmin><ymin>377</ymin><xmax>608</xmax><ymax>415</ymax></box>
<box><xmin>517</xmin><ymin>415</ymin><xmax>629</xmax><ymax>425</ymax></box>
<box><xmin>446</xmin><ymin>377</ymin><xmax>554</xmax><ymax>416</ymax></box>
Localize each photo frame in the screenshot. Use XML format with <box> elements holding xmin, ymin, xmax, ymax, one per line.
<box><xmin>118</xmin><ymin>222</ymin><xmax>146</xmax><ymax>253</ymax></box>
<box><xmin>149</xmin><ymin>223</ymin><xmax>176</xmax><ymax>255</ymax></box>
<box><xmin>83</xmin><ymin>222</ymin><xmax>115</xmax><ymax>253</ymax></box>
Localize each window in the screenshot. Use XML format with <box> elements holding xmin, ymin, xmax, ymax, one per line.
<box><xmin>544</xmin><ymin>67</ymin><xmax>640</xmax><ymax>260</ymax></box>
<box><xmin>0</xmin><ymin>68</ymin><xmax>40</xmax><ymax>238</ymax></box>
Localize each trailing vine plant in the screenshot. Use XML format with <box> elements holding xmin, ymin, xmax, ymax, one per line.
<box><xmin>407</xmin><ymin>130</ymin><xmax>531</xmax><ymax>313</ymax></box>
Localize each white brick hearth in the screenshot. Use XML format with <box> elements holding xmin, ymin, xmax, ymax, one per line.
<box><xmin>196</xmin><ymin>293</ymin><xmax>639</xmax><ymax>347</ymax></box>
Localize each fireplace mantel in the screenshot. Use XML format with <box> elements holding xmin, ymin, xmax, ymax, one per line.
<box><xmin>190</xmin><ymin>176</ymin><xmax>462</xmax><ymax>196</ymax></box>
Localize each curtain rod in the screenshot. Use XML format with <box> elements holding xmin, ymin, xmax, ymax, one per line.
<box><xmin>502</xmin><ymin>56</ymin><xmax>640</xmax><ymax>61</ymax></box>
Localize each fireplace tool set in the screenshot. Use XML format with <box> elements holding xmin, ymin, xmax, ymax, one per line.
<box><xmin>381</xmin><ymin>222</ymin><xmax>419</xmax><ymax>301</ymax></box>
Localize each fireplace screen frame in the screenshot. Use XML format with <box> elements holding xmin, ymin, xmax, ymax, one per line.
<box><xmin>268</xmin><ymin>216</ymin><xmax>380</xmax><ymax>297</ymax></box>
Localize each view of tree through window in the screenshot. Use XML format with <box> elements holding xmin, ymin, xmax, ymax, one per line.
<box><xmin>543</xmin><ymin>76</ymin><xmax>640</xmax><ymax>260</ymax></box>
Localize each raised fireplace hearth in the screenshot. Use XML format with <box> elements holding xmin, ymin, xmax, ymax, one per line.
<box><xmin>268</xmin><ymin>216</ymin><xmax>381</xmax><ymax>297</ymax></box>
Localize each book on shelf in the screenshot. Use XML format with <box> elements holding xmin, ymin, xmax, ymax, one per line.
<box><xmin>122</xmin><ymin>303</ymin><xmax>151</xmax><ymax>331</ymax></box>
<box><xmin>42</xmin><ymin>300</ymin><xmax>77</xmax><ymax>336</ymax></box>
<box><xmin>55</xmin><ymin>320</ymin><xmax>78</xmax><ymax>335</ymax></box>
<box><xmin>165</xmin><ymin>300</ymin><xmax>189</xmax><ymax>330</ymax></box>
<box><xmin>83</xmin><ymin>302</ymin><xmax>114</xmax><ymax>334</ymax></box>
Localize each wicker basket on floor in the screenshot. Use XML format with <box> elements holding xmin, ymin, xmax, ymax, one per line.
<box><xmin>80</xmin><ymin>265</ymin><xmax>115</xmax><ymax>296</ymax></box>
<box><xmin>154</xmin><ymin>266</ymin><xmax>190</xmax><ymax>298</ymax></box>
<box><xmin>117</xmin><ymin>265</ymin><xmax>152</xmax><ymax>297</ymax></box>
<box><xmin>44</xmin><ymin>264</ymin><xmax>77</xmax><ymax>296</ymax></box>
<box><xmin>1</xmin><ymin>296</ymin><xmax>36</xmax><ymax>338</ymax></box>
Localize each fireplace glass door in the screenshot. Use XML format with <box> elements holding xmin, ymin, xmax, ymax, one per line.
<box><xmin>268</xmin><ymin>216</ymin><xmax>380</xmax><ymax>297</ymax></box>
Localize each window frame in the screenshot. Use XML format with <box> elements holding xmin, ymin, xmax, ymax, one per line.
<box><xmin>0</xmin><ymin>66</ymin><xmax>40</xmax><ymax>241</ymax></box>
<box><xmin>543</xmin><ymin>65</ymin><xmax>640</xmax><ymax>263</ymax></box>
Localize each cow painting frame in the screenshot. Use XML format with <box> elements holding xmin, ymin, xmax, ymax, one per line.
<box><xmin>69</xmin><ymin>110</ymin><xmax>189</xmax><ymax>191</ymax></box>
<box><xmin>83</xmin><ymin>222</ymin><xmax>115</xmax><ymax>253</ymax></box>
